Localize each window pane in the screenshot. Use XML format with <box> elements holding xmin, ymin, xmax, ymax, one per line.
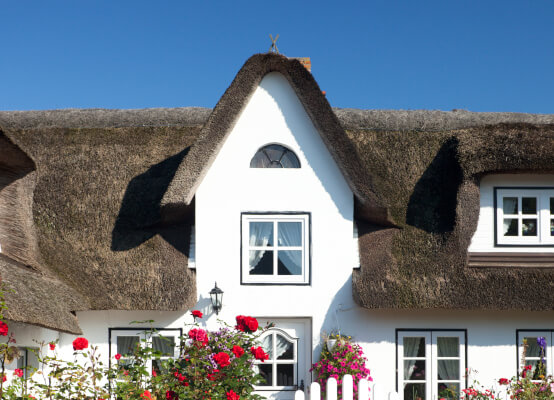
<box><xmin>404</xmin><ymin>360</ymin><xmax>426</xmax><ymax>380</ymax></box>
<box><xmin>404</xmin><ymin>383</ymin><xmax>425</xmax><ymax>400</ymax></box>
<box><xmin>280</xmin><ymin>151</ymin><xmax>300</xmax><ymax>168</ymax></box>
<box><xmin>437</xmin><ymin>360</ymin><xmax>459</xmax><ymax>380</ymax></box>
<box><xmin>277</xmin><ymin>250</ymin><xmax>302</xmax><ymax>275</ymax></box>
<box><xmin>257</xmin><ymin>363</ymin><xmax>273</xmax><ymax>386</ymax></box>
<box><xmin>117</xmin><ymin>336</ymin><xmax>140</xmax><ymax>356</ymax></box>
<box><xmin>437</xmin><ymin>337</ymin><xmax>459</xmax><ymax>357</ymax></box>
<box><xmin>524</xmin><ymin>360</ymin><xmax>547</xmax><ymax>380</ymax></box>
<box><xmin>522</xmin><ymin>197</ymin><xmax>537</xmax><ymax>214</ymax></box>
<box><xmin>277</xmin><ymin>364</ymin><xmax>294</xmax><ymax>386</ymax></box>
<box><xmin>249</xmin><ymin>222</ymin><xmax>273</xmax><ymax>246</ymax></box>
<box><xmin>278</xmin><ymin>222</ymin><xmax>302</xmax><ymax>246</ymax></box>
<box><xmin>404</xmin><ymin>337</ymin><xmax>426</xmax><ymax>357</ymax></box>
<box><xmin>503</xmin><ymin>219</ymin><xmax>518</xmax><ymax>236</ymax></box>
<box><xmin>438</xmin><ymin>383</ymin><xmax>460</xmax><ymax>400</ymax></box>
<box><xmin>524</xmin><ymin>337</ymin><xmax>547</xmax><ymax>358</ymax></box>
<box><xmin>503</xmin><ymin>197</ymin><xmax>518</xmax><ymax>214</ymax></box>
<box><xmin>275</xmin><ymin>334</ymin><xmax>294</xmax><ymax>360</ymax></box>
<box><xmin>522</xmin><ymin>219</ymin><xmax>537</xmax><ymax>236</ymax></box>
<box><xmin>249</xmin><ymin>250</ymin><xmax>273</xmax><ymax>275</ymax></box>
<box><xmin>250</xmin><ymin>151</ymin><xmax>271</xmax><ymax>168</ymax></box>
<box><xmin>152</xmin><ymin>336</ymin><xmax>175</xmax><ymax>357</ymax></box>
<box><xmin>261</xmin><ymin>334</ymin><xmax>273</xmax><ymax>359</ymax></box>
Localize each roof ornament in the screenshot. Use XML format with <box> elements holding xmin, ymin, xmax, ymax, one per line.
<box><xmin>269</xmin><ymin>34</ymin><xmax>280</xmax><ymax>54</ymax></box>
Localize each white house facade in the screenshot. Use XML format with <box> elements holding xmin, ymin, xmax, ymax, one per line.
<box><xmin>1</xmin><ymin>53</ymin><xmax>554</xmax><ymax>400</ymax></box>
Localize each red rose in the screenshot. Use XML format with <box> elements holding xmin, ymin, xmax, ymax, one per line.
<box><xmin>0</xmin><ymin>321</ymin><xmax>8</xmax><ymax>336</ymax></box>
<box><xmin>246</xmin><ymin>317</ymin><xmax>258</xmax><ymax>332</ymax></box>
<box><xmin>214</xmin><ymin>351</ymin><xmax>231</xmax><ymax>367</ymax></box>
<box><xmin>232</xmin><ymin>345</ymin><xmax>244</xmax><ymax>358</ymax></box>
<box><xmin>235</xmin><ymin>315</ymin><xmax>258</xmax><ymax>333</ymax></box>
<box><xmin>14</xmin><ymin>368</ymin><xmax>24</xmax><ymax>378</ymax></box>
<box><xmin>1</xmin><ymin>374</ymin><xmax>5</xmax><ymax>382</ymax></box>
<box><xmin>499</xmin><ymin>378</ymin><xmax>509</xmax><ymax>385</ymax></box>
<box><xmin>188</xmin><ymin>328</ymin><xmax>208</xmax><ymax>346</ymax></box>
<box><xmin>115</xmin><ymin>353</ymin><xmax>122</xmax><ymax>360</ymax></box>
<box><xmin>226</xmin><ymin>390</ymin><xmax>240</xmax><ymax>400</ymax></box>
<box><xmin>49</xmin><ymin>343</ymin><xmax>56</xmax><ymax>351</ymax></box>
<box><xmin>166</xmin><ymin>390</ymin><xmax>178</xmax><ymax>400</ymax></box>
<box><xmin>191</xmin><ymin>310</ymin><xmax>203</xmax><ymax>319</ymax></box>
<box><xmin>250</xmin><ymin>346</ymin><xmax>269</xmax><ymax>362</ymax></box>
<box><xmin>72</xmin><ymin>337</ymin><xmax>89</xmax><ymax>351</ymax></box>
<box><xmin>140</xmin><ymin>390</ymin><xmax>153</xmax><ymax>400</ymax></box>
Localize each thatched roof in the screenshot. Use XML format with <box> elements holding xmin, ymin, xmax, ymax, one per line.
<box><xmin>1</xmin><ymin>55</ymin><xmax>554</xmax><ymax>334</ymax></box>
<box><xmin>0</xmin><ymin>108</ymin><xmax>208</xmax><ymax>333</ymax></box>
<box><xmin>161</xmin><ymin>53</ymin><xmax>391</xmax><ymax>225</ymax></box>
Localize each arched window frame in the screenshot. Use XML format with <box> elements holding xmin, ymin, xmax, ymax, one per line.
<box><xmin>250</xmin><ymin>143</ymin><xmax>301</xmax><ymax>169</ymax></box>
<box><xmin>254</xmin><ymin>328</ymin><xmax>299</xmax><ymax>391</ymax></box>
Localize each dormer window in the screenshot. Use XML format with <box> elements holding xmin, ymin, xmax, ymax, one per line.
<box><xmin>495</xmin><ymin>188</ymin><xmax>554</xmax><ymax>246</ymax></box>
<box><xmin>250</xmin><ymin>144</ymin><xmax>300</xmax><ymax>168</ymax></box>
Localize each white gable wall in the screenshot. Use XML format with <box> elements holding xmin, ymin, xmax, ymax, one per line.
<box><xmin>195</xmin><ymin>71</ymin><xmax>355</xmax><ymax>326</ymax></box>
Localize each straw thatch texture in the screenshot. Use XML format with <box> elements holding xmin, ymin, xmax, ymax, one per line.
<box><xmin>0</xmin><ymin>109</ymin><xmax>208</xmax><ymax>332</ymax></box>
<box><xmin>0</xmin><ymin>255</ymin><xmax>86</xmax><ymax>334</ymax></box>
<box><xmin>350</xmin><ymin>122</ymin><xmax>554</xmax><ymax>310</ymax></box>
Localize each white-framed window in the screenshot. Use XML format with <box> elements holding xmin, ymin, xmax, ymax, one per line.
<box><xmin>397</xmin><ymin>330</ymin><xmax>466</xmax><ymax>400</ymax></box>
<box><xmin>241</xmin><ymin>213</ymin><xmax>310</xmax><ymax>285</ymax></box>
<box><xmin>6</xmin><ymin>347</ymin><xmax>39</xmax><ymax>380</ymax></box>
<box><xmin>495</xmin><ymin>188</ymin><xmax>554</xmax><ymax>246</ymax></box>
<box><xmin>110</xmin><ymin>329</ymin><xmax>181</xmax><ymax>374</ymax></box>
<box><xmin>254</xmin><ymin>328</ymin><xmax>299</xmax><ymax>391</ymax></box>
<box><xmin>517</xmin><ymin>331</ymin><xmax>554</xmax><ymax>380</ymax></box>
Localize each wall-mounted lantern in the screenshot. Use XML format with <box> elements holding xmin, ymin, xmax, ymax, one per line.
<box><xmin>209</xmin><ymin>282</ymin><xmax>224</xmax><ymax>315</ymax></box>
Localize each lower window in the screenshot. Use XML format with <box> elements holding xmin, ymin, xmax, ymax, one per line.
<box><xmin>517</xmin><ymin>330</ymin><xmax>553</xmax><ymax>380</ymax></box>
<box><xmin>254</xmin><ymin>328</ymin><xmax>298</xmax><ymax>390</ymax></box>
<box><xmin>397</xmin><ymin>330</ymin><xmax>466</xmax><ymax>400</ymax></box>
<box><xmin>110</xmin><ymin>328</ymin><xmax>181</xmax><ymax>374</ymax></box>
<box><xmin>6</xmin><ymin>347</ymin><xmax>39</xmax><ymax>381</ymax></box>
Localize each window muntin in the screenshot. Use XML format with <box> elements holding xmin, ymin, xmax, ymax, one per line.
<box><xmin>496</xmin><ymin>188</ymin><xmax>554</xmax><ymax>245</ymax></box>
<box><xmin>241</xmin><ymin>214</ymin><xmax>310</xmax><ymax>284</ymax></box>
<box><xmin>254</xmin><ymin>329</ymin><xmax>298</xmax><ymax>390</ymax></box>
<box><xmin>518</xmin><ymin>331</ymin><xmax>554</xmax><ymax>381</ymax></box>
<box><xmin>250</xmin><ymin>144</ymin><xmax>301</xmax><ymax>168</ymax></box>
<box><xmin>110</xmin><ymin>329</ymin><xmax>180</xmax><ymax>374</ymax></box>
<box><xmin>398</xmin><ymin>331</ymin><xmax>466</xmax><ymax>400</ymax></box>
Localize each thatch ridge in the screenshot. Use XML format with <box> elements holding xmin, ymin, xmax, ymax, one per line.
<box><xmin>161</xmin><ymin>53</ymin><xmax>389</xmax><ymax>224</ymax></box>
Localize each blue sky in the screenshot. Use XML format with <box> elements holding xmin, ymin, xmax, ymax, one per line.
<box><xmin>1</xmin><ymin>0</ymin><xmax>554</xmax><ymax>113</ymax></box>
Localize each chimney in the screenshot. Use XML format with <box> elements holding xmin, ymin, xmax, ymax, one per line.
<box><xmin>289</xmin><ymin>57</ymin><xmax>311</xmax><ymax>72</ymax></box>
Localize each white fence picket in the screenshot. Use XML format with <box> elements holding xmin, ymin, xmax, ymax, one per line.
<box><xmin>293</xmin><ymin>375</ymin><xmax>398</xmax><ymax>400</ymax></box>
<box><xmin>327</xmin><ymin>377</ymin><xmax>338</xmax><ymax>399</ymax></box>
<box><xmin>358</xmin><ymin>378</ymin><xmax>370</xmax><ymax>400</ymax></box>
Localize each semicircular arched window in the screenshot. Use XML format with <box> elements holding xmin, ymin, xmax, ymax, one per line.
<box><xmin>250</xmin><ymin>144</ymin><xmax>301</xmax><ymax>168</ymax></box>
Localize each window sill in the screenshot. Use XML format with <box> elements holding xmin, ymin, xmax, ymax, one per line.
<box><xmin>468</xmin><ymin>252</ymin><xmax>554</xmax><ymax>268</ymax></box>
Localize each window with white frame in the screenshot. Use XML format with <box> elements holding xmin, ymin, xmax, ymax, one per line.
<box><xmin>110</xmin><ymin>329</ymin><xmax>181</xmax><ymax>374</ymax></box>
<box><xmin>496</xmin><ymin>188</ymin><xmax>554</xmax><ymax>246</ymax></box>
<box><xmin>6</xmin><ymin>347</ymin><xmax>39</xmax><ymax>381</ymax></box>
<box><xmin>517</xmin><ymin>331</ymin><xmax>554</xmax><ymax>380</ymax></box>
<box><xmin>397</xmin><ymin>330</ymin><xmax>466</xmax><ymax>400</ymax></box>
<box><xmin>241</xmin><ymin>213</ymin><xmax>310</xmax><ymax>284</ymax></box>
<box><xmin>254</xmin><ymin>328</ymin><xmax>298</xmax><ymax>390</ymax></box>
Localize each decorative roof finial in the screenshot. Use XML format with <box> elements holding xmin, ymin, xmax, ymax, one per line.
<box><xmin>269</xmin><ymin>34</ymin><xmax>280</xmax><ymax>54</ymax></box>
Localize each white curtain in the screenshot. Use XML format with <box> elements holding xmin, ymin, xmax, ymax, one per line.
<box><xmin>249</xmin><ymin>223</ymin><xmax>273</xmax><ymax>271</ymax></box>
<box><xmin>437</xmin><ymin>338</ymin><xmax>459</xmax><ymax>381</ymax></box>
<box><xmin>275</xmin><ymin>334</ymin><xmax>293</xmax><ymax>359</ymax></box>
<box><xmin>117</xmin><ymin>336</ymin><xmax>140</xmax><ymax>357</ymax></box>
<box><xmin>403</xmin><ymin>338</ymin><xmax>421</xmax><ymax>380</ymax></box>
<box><xmin>278</xmin><ymin>222</ymin><xmax>302</xmax><ymax>247</ymax></box>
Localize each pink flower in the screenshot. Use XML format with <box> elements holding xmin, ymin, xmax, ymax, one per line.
<box><xmin>115</xmin><ymin>353</ymin><xmax>122</xmax><ymax>360</ymax></box>
<box><xmin>14</xmin><ymin>368</ymin><xmax>24</xmax><ymax>378</ymax></box>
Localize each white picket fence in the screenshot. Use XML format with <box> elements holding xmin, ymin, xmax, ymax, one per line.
<box><xmin>293</xmin><ymin>375</ymin><xmax>399</xmax><ymax>400</ymax></box>
<box><xmin>292</xmin><ymin>375</ymin><xmax>511</xmax><ymax>400</ymax></box>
